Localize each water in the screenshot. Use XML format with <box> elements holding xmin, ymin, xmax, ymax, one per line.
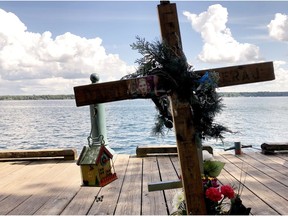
<box><xmin>0</xmin><ymin>97</ymin><xmax>287</xmax><ymax>155</ymax></box>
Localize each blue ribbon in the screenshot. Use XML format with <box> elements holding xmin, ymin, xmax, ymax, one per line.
<box><xmin>199</xmin><ymin>71</ymin><xmax>210</xmax><ymax>83</ymax></box>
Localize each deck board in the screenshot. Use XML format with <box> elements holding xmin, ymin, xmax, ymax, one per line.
<box><xmin>251</xmin><ymin>152</ymin><xmax>288</xmax><ymax>175</ymax></box>
<box><xmin>217</xmin><ymin>167</ymin><xmax>279</xmax><ymax>215</ymax></box>
<box><xmin>0</xmin><ymin>150</ymin><xmax>287</xmax><ymax>215</ymax></box>
<box><xmin>33</xmin><ymin>163</ymin><xmax>80</xmax><ymax>215</ymax></box>
<box><xmin>88</xmin><ymin>154</ymin><xmax>130</xmax><ymax>215</ymax></box>
<box><xmin>114</xmin><ymin>157</ymin><xmax>142</xmax><ymax>215</ymax></box>
<box><xmin>142</xmin><ymin>157</ymin><xmax>167</xmax><ymax>215</ymax></box>
<box><xmin>215</xmin><ymin>151</ymin><xmax>288</xmax><ymax>215</ymax></box>
<box><xmin>0</xmin><ymin>160</ymin><xmax>63</xmax><ymax>214</ymax></box>
<box><xmin>7</xmin><ymin>161</ymin><xmax>75</xmax><ymax>215</ymax></box>
<box><xmin>157</xmin><ymin>156</ymin><xmax>182</xmax><ymax>214</ymax></box>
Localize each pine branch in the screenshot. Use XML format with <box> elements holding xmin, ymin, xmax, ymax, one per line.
<box><xmin>121</xmin><ymin>37</ymin><xmax>231</xmax><ymax>140</ymax></box>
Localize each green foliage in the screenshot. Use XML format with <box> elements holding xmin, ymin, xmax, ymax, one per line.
<box><xmin>122</xmin><ymin>37</ymin><xmax>230</xmax><ymax>140</ymax></box>
<box><xmin>203</xmin><ymin>161</ymin><xmax>225</xmax><ymax>178</ymax></box>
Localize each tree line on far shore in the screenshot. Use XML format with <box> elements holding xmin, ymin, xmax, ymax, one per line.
<box><xmin>0</xmin><ymin>92</ymin><xmax>288</xmax><ymax>101</ymax></box>
<box><xmin>218</xmin><ymin>91</ymin><xmax>288</xmax><ymax>97</ymax></box>
<box><xmin>0</xmin><ymin>94</ymin><xmax>75</xmax><ymax>100</ymax></box>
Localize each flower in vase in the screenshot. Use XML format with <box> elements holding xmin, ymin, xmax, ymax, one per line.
<box><xmin>221</xmin><ymin>185</ymin><xmax>235</xmax><ymax>199</ymax></box>
<box><xmin>205</xmin><ymin>187</ymin><xmax>222</xmax><ymax>202</ymax></box>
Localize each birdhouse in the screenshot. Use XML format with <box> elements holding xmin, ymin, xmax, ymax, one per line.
<box><xmin>77</xmin><ymin>144</ymin><xmax>117</xmax><ymax>186</ymax></box>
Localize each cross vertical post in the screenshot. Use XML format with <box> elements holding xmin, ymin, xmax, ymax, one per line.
<box><xmin>158</xmin><ymin>1</ymin><xmax>206</xmax><ymax>214</ymax></box>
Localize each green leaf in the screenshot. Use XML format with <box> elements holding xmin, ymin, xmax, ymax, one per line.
<box><xmin>203</xmin><ymin>161</ymin><xmax>225</xmax><ymax>177</ymax></box>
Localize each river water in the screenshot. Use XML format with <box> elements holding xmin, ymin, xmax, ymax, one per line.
<box><xmin>0</xmin><ymin>97</ymin><xmax>287</xmax><ymax>155</ymax></box>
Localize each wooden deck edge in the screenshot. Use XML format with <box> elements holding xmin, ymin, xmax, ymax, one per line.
<box><xmin>261</xmin><ymin>142</ymin><xmax>288</xmax><ymax>154</ymax></box>
<box><xmin>136</xmin><ymin>145</ymin><xmax>213</xmax><ymax>157</ymax></box>
<box><xmin>0</xmin><ymin>148</ymin><xmax>77</xmax><ymax>160</ymax></box>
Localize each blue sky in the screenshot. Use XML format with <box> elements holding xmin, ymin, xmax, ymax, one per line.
<box><xmin>0</xmin><ymin>1</ymin><xmax>288</xmax><ymax>95</ymax></box>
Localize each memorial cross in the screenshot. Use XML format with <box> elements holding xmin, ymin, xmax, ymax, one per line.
<box><xmin>73</xmin><ymin>1</ymin><xmax>274</xmax><ymax>214</ymax></box>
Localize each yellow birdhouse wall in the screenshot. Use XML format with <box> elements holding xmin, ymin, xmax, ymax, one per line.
<box><xmin>80</xmin><ymin>165</ymin><xmax>100</xmax><ymax>186</ymax></box>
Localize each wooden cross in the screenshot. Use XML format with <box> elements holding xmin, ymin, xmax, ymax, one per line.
<box><xmin>73</xmin><ymin>1</ymin><xmax>275</xmax><ymax>214</ymax></box>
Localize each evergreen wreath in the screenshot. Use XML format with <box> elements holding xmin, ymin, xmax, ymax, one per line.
<box><xmin>122</xmin><ymin>36</ymin><xmax>230</xmax><ymax>141</ymax></box>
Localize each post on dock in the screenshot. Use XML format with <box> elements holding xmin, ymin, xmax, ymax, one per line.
<box><xmin>77</xmin><ymin>73</ymin><xmax>117</xmax><ymax>187</ymax></box>
<box><xmin>89</xmin><ymin>73</ymin><xmax>108</xmax><ymax>145</ymax></box>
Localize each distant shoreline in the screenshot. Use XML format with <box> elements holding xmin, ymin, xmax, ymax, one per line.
<box><xmin>0</xmin><ymin>92</ymin><xmax>288</xmax><ymax>100</ymax></box>
<box><xmin>0</xmin><ymin>95</ymin><xmax>75</xmax><ymax>100</ymax></box>
<box><xmin>219</xmin><ymin>91</ymin><xmax>288</xmax><ymax>97</ymax></box>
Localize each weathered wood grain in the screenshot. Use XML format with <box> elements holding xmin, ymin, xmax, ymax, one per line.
<box><xmin>0</xmin><ymin>161</ymin><xmax>31</xmax><ymax>183</ymax></box>
<box><xmin>0</xmin><ymin>161</ymin><xmax>58</xmax><ymax>202</ymax></box>
<box><xmin>33</xmin><ymin>163</ymin><xmax>80</xmax><ymax>215</ymax></box>
<box><xmin>198</xmin><ymin>61</ymin><xmax>275</xmax><ymax>87</ymax></box>
<box><xmin>0</xmin><ymin>149</ymin><xmax>77</xmax><ymax>160</ymax></box>
<box><xmin>217</xmin><ymin>165</ymin><xmax>279</xmax><ymax>215</ymax></box>
<box><xmin>60</xmin><ymin>186</ymin><xmax>100</xmax><ymax>215</ymax></box>
<box><xmin>216</xmin><ymin>152</ymin><xmax>288</xmax><ymax>215</ymax></box>
<box><xmin>222</xmin><ymin>153</ymin><xmax>288</xmax><ymax>200</ymax></box>
<box><xmin>114</xmin><ymin>157</ymin><xmax>143</xmax><ymax>215</ymax></box>
<box><xmin>261</xmin><ymin>142</ymin><xmax>288</xmax><ymax>154</ymax></box>
<box><xmin>7</xmin><ymin>162</ymin><xmax>75</xmax><ymax>215</ymax></box>
<box><xmin>74</xmin><ymin>61</ymin><xmax>274</xmax><ymax>107</ymax></box>
<box><xmin>136</xmin><ymin>145</ymin><xmax>213</xmax><ymax>157</ymax></box>
<box><xmin>87</xmin><ymin>154</ymin><xmax>129</xmax><ymax>215</ymax></box>
<box><xmin>157</xmin><ymin>156</ymin><xmax>182</xmax><ymax>214</ymax></box>
<box><xmin>0</xmin><ymin>152</ymin><xmax>286</xmax><ymax>215</ymax></box>
<box><xmin>142</xmin><ymin>157</ymin><xmax>167</xmax><ymax>215</ymax></box>
<box><xmin>0</xmin><ymin>160</ymin><xmax>63</xmax><ymax>214</ymax></box>
<box><xmin>249</xmin><ymin>152</ymin><xmax>288</xmax><ymax>176</ymax></box>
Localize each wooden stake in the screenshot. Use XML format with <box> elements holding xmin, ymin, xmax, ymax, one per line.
<box><xmin>158</xmin><ymin>2</ymin><xmax>206</xmax><ymax>214</ymax></box>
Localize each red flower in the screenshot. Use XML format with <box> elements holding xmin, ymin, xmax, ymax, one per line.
<box><xmin>220</xmin><ymin>185</ymin><xmax>235</xmax><ymax>199</ymax></box>
<box><xmin>206</xmin><ymin>187</ymin><xmax>222</xmax><ymax>202</ymax></box>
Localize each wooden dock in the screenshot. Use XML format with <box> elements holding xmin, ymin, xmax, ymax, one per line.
<box><xmin>0</xmin><ymin>149</ymin><xmax>287</xmax><ymax>215</ymax></box>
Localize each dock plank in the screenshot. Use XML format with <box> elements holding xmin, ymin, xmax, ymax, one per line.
<box><xmin>87</xmin><ymin>154</ymin><xmax>130</xmax><ymax>215</ymax></box>
<box><xmin>157</xmin><ymin>156</ymin><xmax>181</xmax><ymax>214</ymax></box>
<box><xmin>0</xmin><ymin>161</ymin><xmax>31</xmax><ymax>175</ymax></box>
<box><xmin>170</xmin><ymin>156</ymin><xmax>181</xmax><ymax>177</ymax></box>
<box><xmin>217</xmin><ymin>167</ymin><xmax>279</xmax><ymax>215</ymax></box>
<box><xmin>215</xmin><ymin>152</ymin><xmax>287</xmax><ymax>215</ymax></box>
<box><xmin>245</xmin><ymin>152</ymin><xmax>288</xmax><ymax>179</ymax></box>
<box><xmin>221</xmin><ymin>152</ymin><xmax>288</xmax><ymax>202</ymax></box>
<box><xmin>60</xmin><ymin>186</ymin><xmax>100</xmax><ymax>215</ymax></box>
<box><xmin>0</xmin><ymin>151</ymin><xmax>286</xmax><ymax>215</ymax></box>
<box><xmin>7</xmin><ymin>161</ymin><xmax>76</xmax><ymax>215</ymax></box>
<box><xmin>0</xmin><ymin>161</ymin><xmax>50</xmax><ymax>190</ymax></box>
<box><xmin>0</xmin><ymin>161</ymin><xmax>32</xmax><ymax>201</ymax></box>
<box><xmin>33</xmin><ymin>163</ymin><xmax>80</xmax><ymax>215</ymax></box>
<box><xmin>0</xmin><ymin>161</ymin><xmax>62</xmax><ymax>214</ymax></box>
<box><xmin>114</xmin><ymin>157</ymin><xmax>143</xmax><ymax>215</ymax></box>
<box><xmin>253</xmin><ymin>152</ymin><xmax>288</xmax><ymax>173</ymax></box>
<box><xmin>142</xmin><ymin>157</ymin><xmax>167</xmax><ymax>215</ymax></box>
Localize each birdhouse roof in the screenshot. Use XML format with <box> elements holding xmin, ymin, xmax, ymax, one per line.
<box><xmin>77</xmin><ymin>145</ymin><xmax>113</xmax><ymax>165</ymax></box>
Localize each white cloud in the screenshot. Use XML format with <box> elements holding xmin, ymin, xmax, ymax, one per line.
<box><xmin>267</xmin><ymin>13</ymin><xmax>288</xmax><ymax>41</ymax></box>
<box><xmin>0</xmin><ymin>8</ymin><xmax>134</xmax><ymax>95</ymax></box>
<box><xmin>183</xmin><ymin>4</ymin><xmax>260</xmax><ymax>64</ymax></box>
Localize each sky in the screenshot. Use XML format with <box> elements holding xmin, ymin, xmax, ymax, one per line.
<box><xmin>0</xmin><ymin>1</ymin><xmax>288</xmax><ymax>95</ymax></box>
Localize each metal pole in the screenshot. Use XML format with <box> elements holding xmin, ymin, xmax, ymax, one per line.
<box><xmin>89</xmin><ymin>73</ymin><xmax>108</xmax><ymax>145</ymax></box>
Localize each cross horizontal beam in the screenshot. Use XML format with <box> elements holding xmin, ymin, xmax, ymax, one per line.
<box><xmin>74</xmin><ymin>61</ymin><xmax>274</xmax><ymax>106</ymax></box>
